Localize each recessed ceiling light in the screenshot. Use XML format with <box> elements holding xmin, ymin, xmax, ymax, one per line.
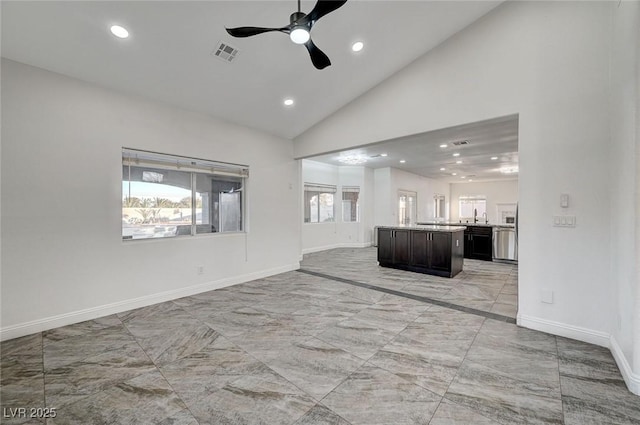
<box><xmin>399</xmin><ymin>160</ymin><xmax>406</xmax><ymax>164</ymax></box>
<box><xmin>453</xmin><ymin>153</ymin><xmax>460</xmax><ymax>157</ymax></box>
<box><xmin>283</xmin><ymin>98</ymin><xmax>294</xmax><ymax>106</ymax></box>
<box><xmin>337</xmin><ymin>155</ymin><xmax>367</xmax><ymax>165</ymax></box>
<box><xmin>380</xmin><ymin>153</ymin><xmax>388</xmax><ymax>157</ymax></box>
<box><xmin>456</xmin><ymin>160</ymin><xmax>462</xmax><ymax>164</ymax></box>
<box><xmin>491</xmin><ymin>156</ymin><xmax>498</xmax><ymax>160</ymax></box>
<box><xmin>461</xmin><ymin>176</ymin><xmax>466</xmax><ymax>179</ymax></box>
<box><xmin>439</xmin><ymin>144</ymin><xmax>448</xmax><ymax>148</ymax></box>
<box><xmin>452</xmin><ymin>173</ymin><xmax>457</xmax><ymax>176</ymax></box>
<box><xmin>352</xmin><ymin>41</ymin><xmax>364</xmax><ymax>52</ymax></box>
<box><xmin>110</xmin><ymin>25</ymin><xmax>129</xmax><ymax>39</ymax></box>
<box><xmin>469</xmin><ymin>179</ymin><xmax>473</xmax><ymax>182</ymax></box>
<box><xmin>440</xmin><ymin>167</ymin><xmax>446</xmax><ymax>171</ymax></box>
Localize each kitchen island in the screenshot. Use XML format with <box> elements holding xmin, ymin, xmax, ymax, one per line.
<box><xmin>377</xmin><ymin>225</ymin><xmax>465</xmax><ymax>278</ymax></box>
<box><xmin>416</xmin><ymin>221</ymin><xmax>516</xmax><ymax>262</ymax></box>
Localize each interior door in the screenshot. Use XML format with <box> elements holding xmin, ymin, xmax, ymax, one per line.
<box><xmin>398</xmin><ymin>190</ymin><xmax>417</xmax><ymax>226</ymax></box>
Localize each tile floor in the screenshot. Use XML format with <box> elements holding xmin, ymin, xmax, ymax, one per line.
<box><xmin>1</xmin><ymin>247</ymin><xmax>638</xmax><ymax>424</ymax></box>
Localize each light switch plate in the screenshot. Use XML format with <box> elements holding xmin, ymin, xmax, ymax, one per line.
<box><xmin>560</xmin><ymin>193</ymin><xmax>569</xmax><ymax>208</ymax></box>
<box><xmin>553</xmin><ymin>215</ymin><xmax>576</xmax><ymax>227</ymax></box>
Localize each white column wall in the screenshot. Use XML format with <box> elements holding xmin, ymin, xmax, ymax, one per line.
<box><xmin>294</xmin><ymin>1</ymin><xmax>637</xmax><ymax>388</ymax></box>
<box><xmin>1</xmin><ymin>59</ymin><xmax>300</xmax><ymax>340</ymax></box>
<box><xmin>609</xmin><ymin>1</ymin><xmax>640</xmax><ymax>394</ymax></box>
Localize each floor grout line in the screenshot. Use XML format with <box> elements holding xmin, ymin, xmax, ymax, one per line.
<box><xmin>296</xmin><ymin>269</ymin><xmax>516</xmax><ymax>324</ymax></box>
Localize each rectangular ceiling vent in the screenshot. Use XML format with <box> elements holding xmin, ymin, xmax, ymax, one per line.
<box><xmin>452</xmin><ymin>140</ymin><xmax>470</xmax><ymax>146</ymax></box>
<box><xmin>212</xmin><ymin>42</ymin><xmax>239</xmax><ymax>63</ymax></box>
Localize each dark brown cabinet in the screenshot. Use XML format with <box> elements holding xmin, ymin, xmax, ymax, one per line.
<box><xmin>378</xmin><ymin>228</ymin><xmax>410</xmax><ymax>266</ymax></box>
<box><xmin>378</xmin><ymin>227</ymin><xmax>464</xmax><ymax>278</ymax></box>
<box><xmin>463</xmin><ymin>225</ymin><xmax>493</xmax><ymax>261</ymax></box>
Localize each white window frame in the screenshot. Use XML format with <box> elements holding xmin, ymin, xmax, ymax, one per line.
<box><xmin>458</xmin><ymin>195</ymin><xmax>487</xmax><ymax>221</ymax></box>
<box><xmin>342</xmin><ymin>186</ymin><xmax>360</xmax><ymax>223</ymax></box>
<box><xmin>398</xmin><ymin>190</ymin><xmax>417</xmax><ymax>226</ymax></box>
<box><xmin>122</xmin><ymin>148</ymin><xmax>248</xmax><ymax>240</ymax></box>
<box><xmin>304</xmin><ymin>183</ymin><xmax>336</xmax><ymax>223</ymax></box>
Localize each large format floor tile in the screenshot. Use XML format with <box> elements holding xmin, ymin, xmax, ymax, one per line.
<box><xmin>368</xmin><ymin>306</ymin><xmax>484</xmax><ymax>396</ymax></box>
<box><xmin>187</xmin><ymin>369</ymin><xmax>317</xmax><ymax>425</ymax></box>
<box><xmin>1</xmin><ymin>247</ymin><xmax>637</xmax><ymax>424</ymax></box>
<box><xmin>322</xmin><ymin>363</ymin><xmax>441</xmax><ymax>425</ymax></box>
<box><xmin>48</xmin><ymin>370</ymin><xmax>187</xmax><ymax>425</ymax></box>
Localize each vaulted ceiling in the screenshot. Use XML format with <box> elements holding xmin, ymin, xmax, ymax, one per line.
<box><xmin>2</xmin><ymin>1</ymin><xmax>501</xmax><ymax>140</ymax></box>
<box><xmin>2</xmin><ymin>1</ymin><xmax>518</xmax><ymax>182</ymax></box>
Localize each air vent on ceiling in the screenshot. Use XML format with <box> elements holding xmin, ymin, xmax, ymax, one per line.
<box><xmin>212</xmin><ymin>42</ymin><xmax>239</xmax><ymax>63</ymax></box>
<box><xmin>452</xmin><ymin>140</ymin><xmax>470</xmax><ymax>146</ymax></box>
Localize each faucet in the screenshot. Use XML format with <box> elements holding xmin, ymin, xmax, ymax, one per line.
<box><xmin>473</xmin><ymin>208</ymin><xmax>478</xmax><ymax>223</ymax></box>
<box><xmin>483</xmin><ymin>212</ymin><xmax>488</xmax><ymax>224</ymax></box>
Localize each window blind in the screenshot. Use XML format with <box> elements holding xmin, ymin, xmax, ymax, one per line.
<box><xmin>304</xmin><ymin>183</ymin><xmax>337</xmax><ymax>193</ymax></box>
<box><xmin>123</xmin><ymin>148</ymin><xmax>249</xmax><ymax>178</ymax></box>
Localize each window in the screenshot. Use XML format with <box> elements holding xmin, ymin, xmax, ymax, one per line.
<box><xmin>342</xmin><ymin>186</ymin><xmax>360</xmax><ymax>222</ymax></box>
<box><xmin>398</xmin><ymin>190</ymin><xmax>417</xmax><ymax>226</ymax></box>
<box><xmin>304</xmin><ymin>183</ymin><xmax>336</xmax><ymax>223</ymax></box>
<box><xmin>459</xmin><ymin>195</ymin><xmax>487</xmax><ymax>221</ymax></box>
<box><xmin>122</xmin><ymin>148</ymin><xmax>248</xmax><ymax>240</ymax></box>
<box><xmin>434</xmin><ymin>194</ymin><xmax>446</xmax><ymax>219</ymax></box>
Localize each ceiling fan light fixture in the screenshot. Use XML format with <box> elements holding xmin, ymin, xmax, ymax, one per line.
<box><xmin>110</xmin><ymin>25</ymin><xmax>129</xmax><ymax>39</ymax></box>
<box><xmin>290</xmin><ymin>26</ymin><xmax>310</xmax><ymax>44</ymax></box>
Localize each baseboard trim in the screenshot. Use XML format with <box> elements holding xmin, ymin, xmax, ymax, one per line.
<box><xmin>518</xmin><ymin>314</ymin><xmax>640</xmax><ymax>396</ymax></box>
<box><xmin>0</xmin><ymin>263</ymin><xmax>300</xmax><ymax>342</ymax></box>
<box><xmin>517</xmin><ymin>314</ymin><xmax>610</xmax><ymax>347</ymax></box>
<box><xmin>610</xmin><ymin>336</ymin><xmax>640</xmax><ymax>396</ymax></box>
<box><xmin>301</xmin><ymin>242</ymin><xmax>372</xmax><ymax>255</ymax></box>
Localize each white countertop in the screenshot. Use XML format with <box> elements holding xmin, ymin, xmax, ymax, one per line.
<box><xmin>416</xmin><ymin>222</ymin><xmax>515</xmax><ymax>229</ymax></box>
<box><xmin>378</xmin><ymin>224</ymin><xmax>467</xmax><ymax>232</ymax></box>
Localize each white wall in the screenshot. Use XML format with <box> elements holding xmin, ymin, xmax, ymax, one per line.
<box><xmin>609</xmin><ymin>0</ymin><xmax>640</xmax><ymax>391</ymax></box>
<box><xmin>294</xmin><ymin>1</ymin><xmax>639</xmax><ymax>391</ymax></box>
<box><xmin>373</xmin><ymin>168</ymin><xmax>450</xmax><ymax>226</ymax></box>
<box><xmin>1</xmin><ymin>59</ymin><xmax>300</xmax><ymax>340</ymax></box>
<box><xmin>450</xmin><ymin>180</ymin><xmax>518</xmax><ymax>224</ymax></box>
<box><xmin>301</xmin><ymin>160</ymin><xmax>373</xmax><ymax>253</ymax></box>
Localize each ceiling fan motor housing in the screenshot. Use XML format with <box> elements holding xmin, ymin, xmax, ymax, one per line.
<box><xmin>290</xmin><ymin>12</ymin><xmax>308</xmax><ymax>26</ymax></box>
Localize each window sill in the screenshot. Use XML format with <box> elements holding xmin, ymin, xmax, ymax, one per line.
<box><xmin>122</xmin><ymin>231</ymin><xmax>247</xmax><ymax>244</ymax></box>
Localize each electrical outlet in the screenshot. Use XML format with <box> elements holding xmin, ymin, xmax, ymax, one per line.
<box><xmin>196</xmin><ymin>266</ymin><xmax>204</xmax><ymax>275</ymax></box>
<box><xmin>541</xmin><ymin>289</ymin><xmax>554</xmax><ymax>304</ymax></box>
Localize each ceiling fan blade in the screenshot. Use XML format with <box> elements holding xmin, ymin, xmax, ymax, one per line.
<box><xmin>304</xmin><ymin>39</ymin><xmax>331</xmax><ymax>69</ymax></box>
<box><xmin>226</xmin><ymin>26</ymin><xmax>289</xmax><ymax>38</ymax></box>
<box><xmin>306</xmin><ymin>0</ymin><xmax>348</xmax><ymax>24</ymax></box>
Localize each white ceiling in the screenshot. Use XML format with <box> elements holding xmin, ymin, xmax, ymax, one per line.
<box><xmin>308</xmin><ymin>115</ymin><xmax>519</xmax><ymax>183</ymax></box>
<box><xmin>1</xmin><ymin>0</ymin><xmax>502</xmax><ymax>140</ymax></box>
<box><xmin>2</xmin><ymin>1</ymin><xmax>516</xmax><ymax>182</ymax></box>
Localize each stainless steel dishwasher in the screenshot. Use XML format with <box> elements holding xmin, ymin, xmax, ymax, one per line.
<box><xmin>493</xmin><ymin>227</ymin><xmax>518</xmax><ymax>263</ymax></box>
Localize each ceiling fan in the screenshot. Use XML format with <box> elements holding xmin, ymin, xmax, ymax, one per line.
<box><xmin>225</xmin><ymin>0</ymin><xmax>348</xmax><ymax>70</ymax></box>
